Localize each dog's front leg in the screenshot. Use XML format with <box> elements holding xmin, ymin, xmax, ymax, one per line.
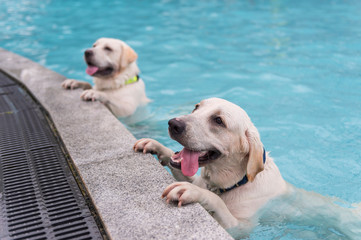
<box><xmin>134</xmin><ymin>138</ymin><xmax>174</xmax><ymax>165</ymax></box>
<box><xmin>80</xmin><ymin>89</ymin><xmax>108</xmax><ymax>103</ymax></box>
<box><xmin>133</xmin><ymin>139</ymin><xmax>194</xmax><ymax>182</ymax></box>
<box><xmin>162</xmin><ymin>182</ymin><xmax>239</xmax><ymax>229</ymax></box>
<box><xmin>62</xmin><ymin>79</ymin><xmax>92</xmax><ymax>90</ymax></box>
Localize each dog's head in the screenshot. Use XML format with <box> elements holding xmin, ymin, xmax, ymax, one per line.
<box><xmin>84</xmin><ymin>38</ymin><xmax>138</xmax><ymax>78</ymax></box>
<box><xmin>169</xmin><ymin>98</ymin><xmax>265</xmax><ymax>183</ymax></box>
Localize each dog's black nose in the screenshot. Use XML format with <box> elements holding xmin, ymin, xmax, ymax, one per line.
<box><xmin>84</xmin><ymin>49</ymin><xmax>93</xmax><ymax>58</ymax></box>
<box><xmin>168</xmin><ymin>118</ymin><xmax>186</xmax><ymax>135</ymax></box>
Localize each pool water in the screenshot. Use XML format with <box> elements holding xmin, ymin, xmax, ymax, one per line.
<box><xmin>2</xmin><ymin>0</ymin><xmax>361</xmax><ymax>239</ymax></box>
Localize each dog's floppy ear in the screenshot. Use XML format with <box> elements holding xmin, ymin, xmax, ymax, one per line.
<box><xmin>245</xmin><ymin>125</ymin><xmax>264</xmax><ymax>182</ymax></box>
<box><xmin>120</xmin><ymin>43</ymin><xmax>138</xmax><ymax>68</ymax></box>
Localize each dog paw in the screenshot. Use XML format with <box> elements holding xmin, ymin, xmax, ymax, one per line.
<box><xmin>80</xmin><ymin>89</ymin><xmax>103</xmax><ymax>102</ymax></box>
<box><xmin>133</xmin><ymin>138</ymin><xmax>161</xmax><ymax>154</ymax></box>
<box><xmin>133</xmin><ymin>138</ymin><xmax>172</xmax><ymax>165</ymax></box>
<box><xmin>162</xmin><ymin>182</ymin><xmax>202</xmax><ymax>207</ymax></box>
<box><xmin>62</xmin><ymin>79</ymin><xmax>80</xmax><ymax>90</ymax></box>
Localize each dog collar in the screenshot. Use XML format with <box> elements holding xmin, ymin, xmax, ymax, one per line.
<box><xmin>218</xmin><ymin>148</ymin><xmax>266</xmax><ymax>194</ymax></box>
<box><xmin>124</xmin><ymin>75</ymin><xmax>139</xmax><ymax>85</ymax></box>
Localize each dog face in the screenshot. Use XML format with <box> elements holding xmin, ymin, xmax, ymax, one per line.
<box><xmin>169</xmin><ymin>98</ymin><xmax>264</xmax><ymax>181</ymax></box>
<box><xmin>84</xmin><ymin>38</ymin><xmax>138</xmax><ymax>78</ymax></box>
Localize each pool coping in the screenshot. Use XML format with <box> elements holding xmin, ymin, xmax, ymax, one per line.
<box><xmin>0</xmin><ymin>48</ymin><xmax>233</xmax><ymax>240</ymax></box>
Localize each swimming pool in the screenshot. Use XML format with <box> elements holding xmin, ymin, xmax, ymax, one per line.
<box><xmin>2</xmin><ymin>0</ymin><xmax>361</xmax><ymax>239</ymax></box>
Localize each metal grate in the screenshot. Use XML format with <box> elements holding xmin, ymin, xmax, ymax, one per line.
<box><xmin>0</xmin><ymin>71</ymin><xmax>104</xmax><ymax>240</ymax></box>
<box><xmin>0</xmin><ymin>85</ymin><xmax>37</xmax><ymax>113</ymax></box>
<box><xmin>0</xmin><ymin>71</ymin><xmax>16</xmax><ymax>87</ymax></box>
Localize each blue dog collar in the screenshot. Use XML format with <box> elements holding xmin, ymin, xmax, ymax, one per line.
<box><xmin>218</xmin><ymin>148</ymin><xmax>266</xmax><ymax>194</ymax></box>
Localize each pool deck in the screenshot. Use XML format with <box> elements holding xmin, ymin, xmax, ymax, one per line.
<box><xmin>0</xmin><ymin>48</ymin><xmax>233</xmax><ymax>240</ymax></box>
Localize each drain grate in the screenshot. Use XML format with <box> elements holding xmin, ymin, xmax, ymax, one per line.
<box><xmin>0</xmin><ymin>71</ymin><xmax>104</xmax><ymax>240</ymax></box>
<box><xmin>0</xmin><ymin>71</ymin><xmax>16</xmax><ymax>87</ymax></box>
<box><xmin>0</xmin><ymin>85</ymin><xmax>37</xmax><ymax>113</ymax></box>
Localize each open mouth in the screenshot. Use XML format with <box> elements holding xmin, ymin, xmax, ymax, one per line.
<box><xmin>85</xmin><ymin>63</ymin><xmax>114</xmax><ymax>77</ymax></box>
<box><xmin>170</xmin><ymin>148</ymin><xmax>221</xmax><ymax>176</ymax></box>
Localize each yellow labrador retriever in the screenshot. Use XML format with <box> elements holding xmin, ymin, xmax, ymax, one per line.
<box><xmin>134</xmin><ymin>98</ymin><xmax>287</xmax><ymax>229</ymax></box>
<box><xmin>134</xmin><ymin>98</ymin><xmax>361</xmax><ymax>238</ymax></box>
<box><xmin>62</xmin><ymin>38</ymin><xmax>150</xmax><ymax>117</ymax></box>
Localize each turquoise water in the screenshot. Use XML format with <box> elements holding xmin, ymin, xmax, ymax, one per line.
<box><xmin>2</xmin><ymin>0</ymin><xmax>361</xmax><ymax>239</ymax></box>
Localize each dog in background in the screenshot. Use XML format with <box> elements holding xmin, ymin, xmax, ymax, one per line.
<box><xmin>62</xmin><ymin>38</ymin><xmax>150</xmax><ymax>117</ymax></box>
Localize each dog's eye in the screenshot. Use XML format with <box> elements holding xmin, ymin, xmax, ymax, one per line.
<box><xmin>192</xmin><ymin>104</ymin><xmax>200</xmax><ymax>112</ymax></box>
<box><xmin>214</xmin><ymin>117</ymin><xmax>223</xmax><ymax>125</ymax></box>
<box><xmin>104</xmin><ymin>46</ymin><xmax>112</xmax><ymax>51</ymax></box>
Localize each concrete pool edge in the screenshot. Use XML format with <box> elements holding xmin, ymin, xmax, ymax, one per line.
<box><xmin>0</xmin><ymin>48</ymin><xmax>233</xmax><ymax>240</ymax></box>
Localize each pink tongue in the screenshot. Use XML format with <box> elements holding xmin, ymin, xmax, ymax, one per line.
<box><xmin>180</xmin><ymin>148</ymin><xmax>200</xmax><ymax>176</ymax></box>
<box><xmin>86</xmin><ymin>66</ymin><xmax>99</xmax><ymax>76</ymax></box>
